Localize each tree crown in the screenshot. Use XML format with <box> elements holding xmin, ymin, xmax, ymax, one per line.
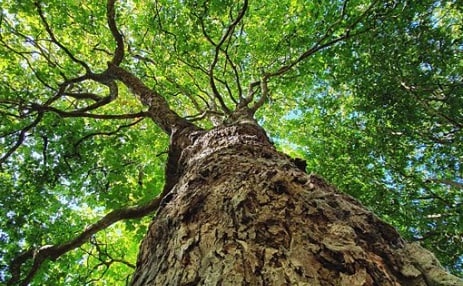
<box><xmin>0</xmin><ymin>0</ymin><xmax>462</xmax><ymax>284</ymax></box>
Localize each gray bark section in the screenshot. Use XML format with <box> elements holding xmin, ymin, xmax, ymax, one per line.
<box><xmin>131</xmin><ymin>122</ymin><xmax>462</xmax><ymax>286</ymax></box>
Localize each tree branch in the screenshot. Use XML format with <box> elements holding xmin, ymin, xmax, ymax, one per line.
<box><xmin>0</xmin><ymin>30</ymin><xmax>57</xmax><ymax>90</ymax></box>
<box><xmin>28</xmin><ymin>103</ymin><xmax>148</xmax><ymax>120</ymax></box>
<box><xmin>270</xmin><ymin>34</ymin><xmax>348</xmax><ymax>78</ymax></box>
<box><xmin>107</xmin><ymin>0</ymin><xmax>125</xmax><ymax>65</ymax></box>
<box><xmin>107</xmin><ymin>64</ymin><xmax>197</xmax><ymax>134</ymax></box>
<box><xmin>247</xmin><ymin>0</ymin><xmax>379</xmax><ymax>112</ymax></box>
<box><xmin>401</xmin><ymin>82</ymin><xmax>463</xmax><ymax>129</ymax></box>
<box><xmin>35</xmin><ymin>1</ymin><xmax>91</xmax><ymax>73</ymax></box>
<box><xmin>277</xmin><ymin>0</ymin><xmax>378</xmax><ymax>79</ymax></box>
<box><xmin>7</xmin><ymin>196</ymin><xmax>164</xmax><ymax>286</ymax></box>
<box><xmin>250</xmin><ymin>76</ymin><xmax>269</xmax><ymax>113</ymax></box>
<box><xmin>69</xmin><ymin>81</ymin><xmax>118</xmax><ymax>113</ymax></box>
<box><xmin>73</xmin><ymin>118</ymin><xmax>145</xmax><ymax>148</ymax></box>
<box><xmin>426</xmin><ymin>178</ymin><xmax>463</xmax><ymax>191</ymax></box>
<box><xmin>0</xmin><ymin>113</ymin><xmax>43</xmax><ymax>165</ymax></box>
<box><xmin>63</xmin><ymin>91</ymin><xmax>104</xmax><ymax>102</ymax></box>
<box><xmin>202</xmin><ymin>0</ymin><xmax>248</xmax><ymax>115</ymax></box>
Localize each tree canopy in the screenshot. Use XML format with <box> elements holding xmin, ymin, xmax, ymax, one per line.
<box><xmin>0</xmin><ymin>0</ymin><xmax>462</xmax><ymax>284</ymax></box>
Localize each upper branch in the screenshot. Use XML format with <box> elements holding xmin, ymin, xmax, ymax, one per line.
<box><xmin>107</xmin><ymin>0</ymin><xmax>125</xmax><ymax>65</ymax></box>
<box><xmin>107</xmin><ymin>64</ymin><xmax>197</xmax><ymax>134</ymax></box>
<box><xmin>248</xmin><ymin>0</ymin><xmax>380</xmax><ymax>112</ymax></box>
<box><xmin>267</xmin><ymin>0</ymin><xmax>377</xmax><ymax>79</ymax></box>
<box><xmin>35</xmin><ymin>1</ymin><xmax>91</xmax><ymax>73</ymax></box>
<box><xmin>206</xmin><ymin>0</ymin><xmax>249</xmax><ymax>114</ymax></box>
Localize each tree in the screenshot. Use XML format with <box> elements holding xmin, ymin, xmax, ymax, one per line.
<box><xmin>0</xmin><ymin>0</ymin><xmax>462</xmax><ymax>285</ymax></box>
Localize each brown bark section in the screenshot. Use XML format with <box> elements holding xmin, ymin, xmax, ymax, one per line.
<box><xmin>107</xmin><ymin>63</ymin><xmax>196</xmax><ymax>134</ymax></box>
<box><xmin>130</xmin><ymin>121</ymin><xmax>462</xmax><ymax>286</ymax></box>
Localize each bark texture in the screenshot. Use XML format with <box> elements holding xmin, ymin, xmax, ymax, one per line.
<box><xmin>130</xmin><ymin>121</ymin><xmax>462</xmax><ymax>286</ymax></box>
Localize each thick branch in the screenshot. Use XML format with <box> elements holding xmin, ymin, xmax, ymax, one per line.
<box><xmin>63</xmin><ymin>92</ymin><xmax>103</xmax><ymax>101</ymax></box>
<box><xmin>249</xmin><ymin>76</ymin><xmax>269</xmax><ymax>113</ymax></box>
<box><xmin>107</xmin><ymin>64</ymin><xmax>196</xmax><ymax>134</ymax></box>
<box><xmin>29</xmin><ymin>103</ymin><xmax>147</xmax><ymax>120</ymax></box>
<box><xmin>404</xmin><ymin>242</ymin><xmax>463</xmax><ymax>286</ymax></box>
<box><xmin>7</xmin><ymin>196</ymin><xmax>163</xmax><ymax>286</ymax></box>
<box><xmin>107</xmin><ymin>0</ymin><xmax>124</xmax><ymax>65</ymax></box>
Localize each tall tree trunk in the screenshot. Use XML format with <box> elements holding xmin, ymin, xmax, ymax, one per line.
<box><xmin>130</xmin><ymin>120</ymin><xmax>461</xmax><ymax>286</ymax></box>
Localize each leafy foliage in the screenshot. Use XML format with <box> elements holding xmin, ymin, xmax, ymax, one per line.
<box><xmin>0</xmin><ymin>0</ymin><xmax>461</xmax><ymax>284</ymax></box>
<box><xmin>261</xmin><ymin>0</ymin><xmax>463</xmax><ymax>274</ymax></box>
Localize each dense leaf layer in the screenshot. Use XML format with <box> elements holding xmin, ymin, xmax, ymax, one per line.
<box><xmin>0</xmin><ymin>0</ymin><xmax>461</xmax><ymax>283</ymax></box>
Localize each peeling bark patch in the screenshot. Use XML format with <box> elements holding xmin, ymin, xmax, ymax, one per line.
<box><xmin>272</xmin><ymin>180</ymin><xmax>288</xmax><ymax>194</ymax></box>
<box><xmin>255</xmin><ymin>219</ymin><xmax>290</xmax><ymax>249</ymax></box>
<box><xmin>186</xmin><ymin>177</ymin><xmax>206</xmax><ymax>189</ymax></box>
<box><xmin>180</xmin><ymin>193</ymin><xmax>206</xmax><ymax>223</ymax></box>
<box><xmin>317</xmin><ymin>247</ymin><xmax>354</xmax><ymax>274</ymax></box>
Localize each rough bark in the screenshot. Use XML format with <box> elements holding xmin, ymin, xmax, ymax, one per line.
<box><xmin>130</xmin><ymin>120</ymin><xmax>462</xmax><ymax>286</ymax></box>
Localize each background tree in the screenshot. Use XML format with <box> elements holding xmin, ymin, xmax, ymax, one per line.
<box><xmin>0</xmin><ymin>0</ymin><xmax>461</xmax><ymax>285</ymax></box>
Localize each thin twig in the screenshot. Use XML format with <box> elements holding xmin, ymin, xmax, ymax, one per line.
<box><xmin>74</xmin><ymin>118</ymin><xmax>145</xmax><ymax>148</ymax></box>
<box><xmin>35</xmin><ymin>1</ymin><xmax>91</xmax><ymax>72</ymax></box>
<box><xmin>0</xmin><ymin>113</ymin><xmax>43</xmax><ymax>165</ymax></box>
